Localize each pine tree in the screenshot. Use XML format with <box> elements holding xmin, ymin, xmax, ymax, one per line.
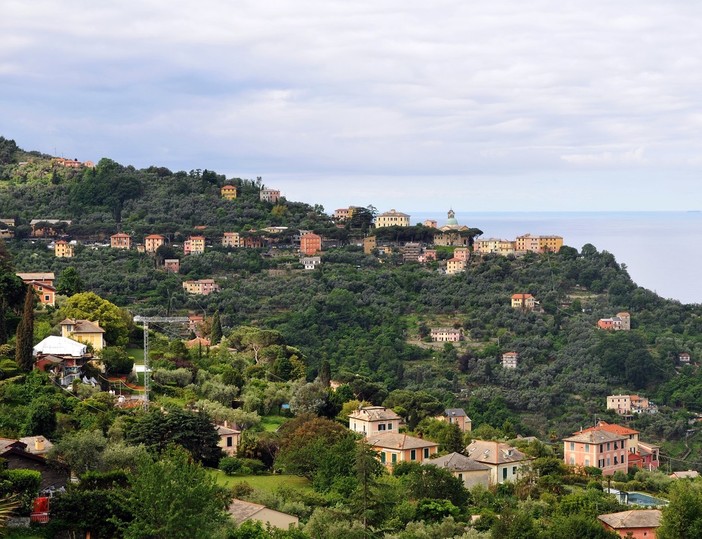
<box><xmin>15</xmin><ymin>285</ymin><xmax>34</xmax><ymax>371</ymax></box>
<box><xmin>210</xmin><ymin>311</ymin><xmax>222</xmax><ymax>345</ymax></box>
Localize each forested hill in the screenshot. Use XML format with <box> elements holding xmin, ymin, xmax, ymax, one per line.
<box><xmin>2</xmin><ymin>135</ymin><xmax>702</xmax><ymax>440</ymax></box>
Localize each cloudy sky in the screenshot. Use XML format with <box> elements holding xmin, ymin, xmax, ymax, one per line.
<box><xmin>2</xmin><ymin>0</ymin><xmax>702</xmax><ymax>212</ymax></box>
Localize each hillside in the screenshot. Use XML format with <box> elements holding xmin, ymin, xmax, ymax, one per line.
<box><xmin>2</xmin><ymin>134</ymin><xmax>702</xmax><ymax>443</ymax></box>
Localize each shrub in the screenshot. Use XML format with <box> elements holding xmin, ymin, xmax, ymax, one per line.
<box><xmin>219</xmin><ymin>457</ymin><xmax>242</xmax><ymax>476</ymax></box>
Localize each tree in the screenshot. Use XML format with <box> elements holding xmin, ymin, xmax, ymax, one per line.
<box><xmin>393</xmin><ymin>461</ymin><xmax>469</xmax><ymax>507</ymax></box>
<box><xmin>657</xmin><ymin>479</ymin><xmax>702</xmax><ymax>539</ymax></box>
<box><xmin>58</xmin><ymin>292</ymin><xmax>132</xmax><ymax>346</ymax></box>
<box><xmin>120</xmin><ymin>447</ymin><xmax>230</xmax><ymax>539</ymax></box>
<box><xmin>210</xmin><ymin>311</ymin><xmax>223</xmax><ymax>345</ymax></box>
<box><xmin>51</xmin><ymin>429</ymin><xmax>108</xmax><ymax>476</ymax></box>
<box><xmin>100</xmin><ymin>346</ymin><xmax>134</xmax><ymax>375</ymax></box>
<box><xmin>55</xmin><ymin>266</ymin><xmax>83</xmax><ymax>296</ymax></box>
<box><xmin>14</xmin><ymin>285</ymin><xmax>34</xmax><ymax>371</ymax></box>
<box><xmin>124</xmin><ymin>408</ymin><xmax>222</xmax><ymax>466</ymax></box>
<box><xmin>22</xmin><ymin>395</ymin><xmax>57</xmax><ymax>437</ymax></box>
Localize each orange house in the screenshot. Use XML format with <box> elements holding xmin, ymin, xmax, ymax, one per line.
<box><xmin>110</xmin><ymin>233</ymin><xmax>132</xmax><ymax>249</ymax></box>
<box><xmin>17</xmin><ymin>273</ymin><xmax>56</xmax><ymax>305</ymax></box>
<box><xmin>563</xmin><ymin>426</ymin><xmax>628</xmax><ymax>476</ymax></box>
<box><xmin>511</xmin><ymin>293</ymin><xmax>535</xmax><ymax>310</ymax></box>
<box><xmin>597</xmin><ymin>509</ymin><xmax>661</xmax><ymax>539</ymax></box>
<box><xmin>300</xmin><ymin>233</ymin><xmax>322</xmax><ymax>256</ymax></box>
<box><xmin>221</xmin><ymin>185</ymin><xmax>238</xmax><ymax>200</ymax></box>
<box><xmin>54</xmin><ymin>240</ymin><xmax>74</xmax><ymax>258</ymax></box>
<box><xmin>144</xmin><ymin>234</ymin><xmax>165</xmax><ymax>253</ymax></box>
<box><xmin>184</xmin><ymin>235</ymin><xmax>206</xmax><ymax>255</ymax></box>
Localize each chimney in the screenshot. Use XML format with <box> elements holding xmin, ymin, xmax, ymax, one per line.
<box><xmin>35</xmin><ymin>437</ymin><xmax>45</xmax><ymax>452</ymax></box>
<box><xmin>223</xmin><ymin>420</ymin><xmax>229</xmax><ymax>428</ymax></box>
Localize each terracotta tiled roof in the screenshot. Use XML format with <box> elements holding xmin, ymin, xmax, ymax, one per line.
<box><xmin>465</xmin><ymin>440</ymin><xmax>529</xmax><ymax>465</ymax></box>
<box><xmin>598</xmin><ymin>509</ymin><xmax>661</xmax><ymax>530</ymax></box>
<box><xmin>59</xmin><ymin>319</ymin><xmax>105</xmax><ymax>334</ymax></box>
<box><xmin>349</xmin><ymin>406</ymin><xmax>401</xmax><ymax>422</ymax></box>
<box><xmin>563</xmin><ymin>429</ymin><xmax>627</xmax><ymax>444</ymax></box>
<box><xmin>581</xmin><ymin>421</ymin><xmax>639</xmax><ymax>437</ymax></box>
<box><xmin>366</xmin><ymin>433</ymin><xmax>438</xmax><ymax>450</ymax></box>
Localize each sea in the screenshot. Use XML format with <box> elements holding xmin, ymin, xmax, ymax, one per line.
<box><xmin>410</xmin><ymin>211</ymin><xmax>702</xmax><ymax>305</ymax></box>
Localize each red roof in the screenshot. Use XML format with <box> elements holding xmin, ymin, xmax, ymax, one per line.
<box><xmin>580</xmin><ymin>421</ymin><xmax>639</xmax><ymax>437</ymax></box>
<box><xmin>511</xmin><ymin>293</ymin><xmax>533</xmax><ymax>299</ymax></box>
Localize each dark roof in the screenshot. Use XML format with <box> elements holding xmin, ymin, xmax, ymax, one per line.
<box><xmin>465</xmin><ymin>440</ymin><xmax>529</xmax><ymax>465</ymax></box>
<box><xmin>425</xmin><ymin>452</ymin><xmax>491</xmax><ymax>472</ymax></box>
<box><xmin>445</xmin><ymin>408</ymin><xmax>468</xmax><ymax>418</ymax></box>
<box><xmin>59</xmin><ymin>319</ymin><xmax>105</xmax><ymax>334</ymax></box>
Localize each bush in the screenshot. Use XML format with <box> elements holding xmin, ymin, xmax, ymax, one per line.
<box><xmin>0</xmin><ymin>469</ymin><xmax>41</xmax><ymax>515</ymax></box>
<box><xmin>219</xmin><ymin>457</ymin><xmax>242</xmax><ymax>476</ymax></box>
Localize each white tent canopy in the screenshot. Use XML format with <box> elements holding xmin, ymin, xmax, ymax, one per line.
<box><xmin>33</xmin><ymin>336</ymin><xmax>87</xmax><ymax>357</ymax></box>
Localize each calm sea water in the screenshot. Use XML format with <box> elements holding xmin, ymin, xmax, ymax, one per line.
<box><xmin>410</xmin><ymin>211</ymin><xmax>702</xmax><ymax>305</ymax></box>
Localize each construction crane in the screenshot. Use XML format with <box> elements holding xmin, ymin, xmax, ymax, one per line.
<box><xmin>133</xmin><ymin>315</ymin><xmax>189</xmax><ymax>406</ymax></box>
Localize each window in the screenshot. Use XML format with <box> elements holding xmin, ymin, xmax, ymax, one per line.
<box><xmin>614</xmin><ymin>442</ymin><xmax>618</xmax><ymax>450</ymax></box>
<box><xmin>512</xmin><ymin>466</ymin><xmax>517</xmax><ymax>475</ymax></box>
<box><xmin>585</xmin><ymin>459</ymin><xmax>590</xmax><ymax>466</ymax></box>
<box><xmin>614</xmin><ymin>456</ymin><xmax>618</xmax><ymax>465</ymax></box>
<box><xmin>388</xmin><ymin>423</ymin><xmax>393</xmax><ymax>430</ymax></box>
<box><xmin>607</xmin><ymin>443</ymin><xmax>611</xmax><ymax>450</ymax></box>
<box><xmin>44</xmin><ymin>295</ymin><xmax>50</xmax><ymax>302</ymax></box>
<box><xmin>584</xmin><ymin>444</ymin><xmax>590</xmax><ymax>452</ymax></box>
<box><xmin>410</xmin><ymin>450</ymin><xmax>416</xmax><ymax>461</ymax></box>
<box><xmin>600</xmin><ymin>444</ymin><xmax>604</xmax><ymax>452</ymax></box>
<box><xmin>458</xmin><ymin>473</ymin><xmax>463</xmax><ymax>480</ymax></box>
<box><xmin>502</xmin><ymin>468</ymin><xmax>507</xmax><ymax>480</ymax></box>
<box><xmin>424</xmin><ymin>448</ymin><xmax>430</xmax><ymax>458</ymax></box>
<box><xmin>570</xmin><ymin>442</ymin><xmax>575</xmax><ymax>450</ymax></box>
<box><xmin>378</xmin><ymin>424</ymin><xmax>386</xmax><ymax>431</ymax></box>
<box><xmin>606</xmin><ymin>458</ymin><xmax>610</xmax><ymax>466</ymax></box>
<box><xmin>226</xmin><ymin>437</ymin><xmax>232</xmax><ymax>447</ymax></box>
<box><xmin>391</xmin><ymin>454</ymin><xmax>397</xmax><ymax>464</ymax></box>
<box><xmin>380</xmin><ymin>452</ymin><xmax>386</xmax><ymax>464</ymax></box>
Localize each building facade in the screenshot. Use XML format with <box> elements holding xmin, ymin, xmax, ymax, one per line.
<box><xmin>54</xmin><ymin>240</ymin><xmax>74</xmax><ymax>258</ymax></box>
<box><xmin>144</xmin><ymin>234</ymin><xmax>165</xmax><ymax>253</ymax></box>
<box><xmin>110</xmin><ymin>233</ymin><xmax>132</xmax><ymax>250</ymax></box>
<box><xmin>182</xmin><ymin>279</ymin><xmax>220</xmax><ymax>295</ymax></box>
<box><xmin>222</xmin><ymin>232</ymin><xmax>241</xmax><ymax>248</ymax></box>
<box><xmin>562</xmin><ymin>427</ymin><xmax>628</xmax><ymax>476</ymax></box>
<box><xmin>349</xmin><ymin>406</ymin><xmax>402</xmax><ymax>437</ymax></box>
<box><xmin>184</xmin><ymin>235</ymin><xmax>206</xmax><ymax>255</ymax></box>
<box><xmin>375</xmin><ymin>209</ymin><xmax>410</xmax><ymax>228</ymax></box>
<box><xmin>300</xmin><ymin>233</ymin><xmax>322</xmax><ymax>256</ymax></box>
<box><xmin>430</xmin><ymin>328</ymin><xmax>463</xmax><ymax>342</ymax></box>
<box><xmin>260</xmin><ymin>189</ymin><xmax>281</xmax><ymax>203</ymax></box>
<box><xmin>220</xmin><ymin>185</ymin><xmax>238</xmax><ymax>200</ymax></box>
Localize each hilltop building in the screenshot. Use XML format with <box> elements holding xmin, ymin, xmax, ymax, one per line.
<box><xmin>16</xmin><ymin>272</ymin><xmax>56</xmax><ymax>307</ymax></box>
<box><xmin>349</xmin><ymin>406</ymin><xmax>401</xmax><ymax>437</ymax></box>
<box><xmin>182</xmin><ymin>279</ymin><xmax>220</xmax><ymax>295</ymax></box>
<box><xmin>598</xmin><ymin>312</ymin><xmax>631</xmax><ymax>331</ymax></box>
<box><xmin>375</xmin><ymin>209</ymin><xmax>410</xmax><ymax>228</ymax></box>
<box><xmin>184</xmin><ymin>235</ymin><xmax>205</xmax><ymax>255</ymax></box>
<box><xmin>54</xmin><ymin>240</ymin><xmax>74</xmax><ymax>258</ymax></box>
<box><xmin>511</xmin><ymin>293</ymin><xmax>536</xmax><ymax>310</ymax></box>
<box><xmin>144</xmin><ymin>234</ymin><xmax>165</xmax><ymax>253</ymax></box>
<box><xmin>110</xmin><ymin>233</ymin><xmax>132</xmax><ymax>250</ymax></box>
<box><xmin>260</xmin><ymin>189</ymin><xmax>281</xmax><ymax>203</ymax></box>
<box><xmin>430</xmin><ymin>328</ymin><xmax>463</xmax><ymax>342</ymax></box>
<box><xmin>300</xmin><ymin>233</ymin><xmax>322</xmax><ymax>256</ymax></box>
<box><xmin>465</xmin><ymin>440</ymin><xmax>530</xmax><ymax>484</ymax></box>
<box><xmin>502</xmin><ymin>352</ymin><xmax>518</xmax><ymax>369</ymax></box>
<box><xmin>220</xmin><ymin>185</ymin><xmax>238</xmax><ymax>200</ymax></box>
<box><xmin>59</xmin><ymin>318</ymin><xmax>105</xmax><ymax>350</ymax></box>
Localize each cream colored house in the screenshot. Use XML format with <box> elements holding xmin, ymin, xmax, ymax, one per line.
<box><xmin>375</xmin><ymin>209</ymin><xmax>410</xmax><ymax>228</ymax></box>
<box><xmin>436</xmin><ymin>408</ymin><xmax>471</xmax><ymax>432</ymax></box>
<box><xmin>349</xmin><ymin>406</ymin><xmax>401</xmax><ymax>436</ymax></box>
<box><xmin>222</xmin><ymin>232</ymin><xmax>241</xmax><ymax>248</ymax></box>
<box><xmin>59</xmin><ymin>318</ymin><xmax>106</xmax><ymax>350</ymax></box>
<box><xmin>144</xmin><ymin>234</ymin><xmax>165</xmax><ymax>253</ymax></box>
<box><xmin>366</xmin><ymin>432</ymin><xmax>439</xmax><ymax>469</ymax></box>
<box><xmin>446</xmin><ymin>258</ymin><xmax>466</xmax><ymax>275</ymax></box>
<box><xmin>217</xmin><ymin>424</ymin><xmax>241</xmax><ymax>456</ymax></box>
<box><xmin>465</xmin><ymin>440</ymin><xmax>531</xmax><ymax>484</ymax></box>
<box><xmin>425</xmin><ymin>452</ymin><xmax>491</xmax><ymax>489</ymax></box>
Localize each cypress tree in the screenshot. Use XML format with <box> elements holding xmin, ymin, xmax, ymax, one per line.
<box><xmin>15</xmin><ymin>285</ymin><xmax>35</xmax><ymax>371</ymax></box>
<box><xmin>210</xmin><ymin>311</ymin><xmax>222</xmax><ymax>345</ymax></box>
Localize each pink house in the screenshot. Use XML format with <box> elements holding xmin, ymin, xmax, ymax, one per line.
<box><xmin>598</xmin><ymin>509</ymin><xmax>661</xmax><ymax>539</ymax></box>
<box><xmin>563</xmin><ymin>426</ymin><xmax>628</xmax><ymax>476</ymax></box>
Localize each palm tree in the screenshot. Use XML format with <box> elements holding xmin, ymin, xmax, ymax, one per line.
<box><xmin>0</xmin><ymin>495</ymin><xmax>20</xmax><ymax>534</ymax></box>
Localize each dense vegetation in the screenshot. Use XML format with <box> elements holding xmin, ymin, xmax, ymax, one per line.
<box><xmin>2</xmin><ymin>135</ymin><xmax>702</xmax><ymax>538</ymax></box>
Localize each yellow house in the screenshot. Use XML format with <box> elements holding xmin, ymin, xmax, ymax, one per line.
<box><xmin>54</xmin><ymin>240</ymin><xmax>74</xmax><ymax>258</ymax></box>
<box><xmin>59</xmin><ymin>318</ymin><xmax>106</xmax><ymax>350</ymax></box>
<box><xmin>375</xmin><ymin>209</ymin><xmax>410</xmax><ymax>228</ymax></box>
<box><xmin>221</xmin><ymin>185</ymin><xmax>238</xmax><ymax>200</ymax></box>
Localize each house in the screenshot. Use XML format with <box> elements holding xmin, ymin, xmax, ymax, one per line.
<box><xmin>222</xmin><ymin>232</ymin><xmax>241</xmax><ymax>248</ymax></box>
<box><xmin>515</xmin><ymin>234</ymin><xmax>563</xmax><ymax>253</ymax></box>
<box><xmin>33</xmin><ymin>335</ymin><xmax>91</xmax><ymax>386</ymax></box>
<box><xmin>260</xmin><ymin>189</ymin><xmax>281</xmax><ymax>203</ymax></box>
<box><xmin>220</xmin><ymin>184</ymin><xmax>238</xmax><ymax>200</ymax></box>
<box><xmin>423</xmin><ymin>219</ymin><xmax>438</xmax><ymax>228</ymax></box>
<box><xmin>581</xmin><ymin>421</ymin><xmax>659</xmax><ymax>471</ymax></box>
<box><xmin>606</xmin><ymin>394</ymin><xmax>653</xmax><ymax>415</ymax></box>
<box><xmin>228</xmin><ymin>499</ymin><xmax>299</xmax><ymax>530</ymax></box>
<box><xmin>502</xmin><ymin>352</ymin><xmax>519</xmax><ymax>369</ymax></box>
<box><xmin>446</xmin><ymin>258</ymin><xmax>466</xmax><ymax>275</ymax></box>
<box><xmin>30</xmin><ymin>219</ymin><xmax>72</xmax><ymax>237</ymax></box>
<box><xmin>401</xmin><ymin>242</ymin><xmax>421</xmax><ymax>262</ymax></box>
<box><xmin>0</xmin><ymin>438</ymin><xmax>69</xmax><ymax>491</ymax></box>
<box><xmin>144</xmin><ymin>234</ymin><xmax>166</xmax><ymax>253</ymax></box>
<box><xmin>562</xmin><ymin>426</ymin><xmax>629</xmax><ymax>476</ymax></box>
<box><xmin>110</xmin><ymin>233</ymin><xmax>132</xmax><ymax>250</ymax></box>
<box><xmin>163</xmin><ymin>259</ymin><xmax>180</xmax><ymax>273</ymax></box>
<box><xmin>474</xmin><ymin>238</ymin><xmax>510</xmax><ymax>254</ymax></box>
<box><xmin>424</xmin><ymin>452</ymin><xmax>491</xmax><ymax>489</ymax></box>
<box><xmin>418</xmin><ymin>249</ymin><xmax>437</xmax><ymax>263</ymax></box>
<box><xmin>363</xmin><ymin>236</ymin><xmax>377</xmax><ymax>255</ymax></box>
<box><xmin>184</xmin><ymin>235</ymin><xmax>206</xmax><ymax>255</ymax></box>
<box><xmin>436</xmin><ymin>408</ymin><xmax>471</xmax><ymax>432</ymax></box>
<box><xmin>374</xmin><ymin>209</ymin><xmax>410</xmax><ymax>228</ymax></box>
<box><xmin>453</xmin><ymin>247</ymin><xmax>469</xmax><ymax>261</ymax></box>
<box><xmin>59</xmin><ymin>318</ymin><xmax>106</xmax><ymax>350</ymax></box>
<box><xmin>679</xmin><ymin>352</ymin><xmax>691</xmax><ymax>364</ymax></box>
<box><xmin>300</xmin><ymin>256</ymin><xmax>321</xmax><ymax>270</ymax></box>
<box><xmin>430</xmin><ymin>328</ymin><xmax>463</xmax><ymax>342</ymax></box>
<box><xmin>598</xmin><ymin>312</ymin><xmax>631</xmax><ymax>331</ymax></box>
<box><xmin>597</xmin><ymin>509</ymin><xmax>661</xmax><ymax>539</ymax></box>
<box><xmin>433</xmin><ymin>232</ymin><xmax>468</xmax><ymax>247</ymax></box>
<box><xmin>217</xmin><ymin>423</ymin><xmax>241</xmax><ymax>456</ymax></box>
<box><xmin>669</xmin><ymin>470</ymin><xmax>699</xmax><ymax>479</ymax></box>
<box><xmin>0</xmin><ymin>218</ymin><xmax>15</xmax><ymax>238</ymax></box>
<box><xmin>333</xmin><ymin>207</ymin><xmax>353</xmax><ymax>221</ymax></box>
<box><xmin>511</xmin><ymin>293</ymin><xmax>535</xmax><ymax>310</ymax></box>
<box><xmin>366</xmin><ymin>432</ymin><xmax>439</xmax><ymax>468</ymax></box>
<box><xmin>242</xmin><ymin>235</ymin><xmax>266</xmax><ymax>249</ymax></box>
<box><xmin>349</xmin><ymin>406</ymin><xmax>402</xmax><ymax>436</ymax></box>
<box><xmin>16</xmin><ymin>272</ymin><xmax>56</xmax><ymax>307</ymax></box>
<box><xmin>300</xmin><ymin>233</ymin><xmax>322</xmax><ymax>256</ymax></box>
<box><xmin>182</xmin><ymin>279</ymin><xmax>220</xmax><ymax>295</ymax></box>
<box><xmin>465</xmin><ymin>440</ymin><xmax>530</xmax><ymax>484</ymax></box>
<box><xmin>54</xmin><ymin>240</ymin><xmax>74</xmax><ymax>258</ymax></box>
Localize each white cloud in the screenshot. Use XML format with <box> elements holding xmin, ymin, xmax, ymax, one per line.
<box><xmin>2</xmin><ymin>0</ymin><xmax>702</xmax><ymax>209</ymax></box>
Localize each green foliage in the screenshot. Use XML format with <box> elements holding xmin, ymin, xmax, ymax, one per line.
<box><xmin>120</xmin><ymin>447</ymin><xmax>230</xmax><ymax>539</ymax></box>
<box><xmin>393</xmin><ymin>461</ymin><xmax>469</xmax><ymax>507</ymax></box>
<box><xmin>657</xmin><ymin>479</ymin><xmax>702</xmax><ymax>539</ymax></box>
<box><xmin>55</xmin><ymin>266</ymin><xmax>83</xmax><ymax>296</ymax></box>
<box><xmin>58</xmin><ymin>291</ymin><xmax>132</xmax><ymax>346</ymax></box>
<box><xmin>14</xmin><ymin>286</ymin><xmax>33</xmax><ymax>371</ymax></box>
<box><xmin>21</xmin><ymin>395</ymin><xmax>57</xmax><ymax>437</ymax></box>
<box><xmin>0</xmin><ymin>469</ymin><xmax>41</xmax><ymax>515</ymax></box>
<box><xmin>51</xmin><ymin>429</ymin><xmax>108</xmax><ymax>475</ymax></box>
<box><xmin>100</xmin><ymin>346</ymin><xmax>134</xmax><ymax>375</ymax></box>
<box><xmin>47</xmin><ymin>487</ymin><xmax>132</xmax><ymax>538</ymax></box>
<box><xmin>124</xmin><ymin>408</ymin><xmax>222</xmax><ymax>466</ymax></box>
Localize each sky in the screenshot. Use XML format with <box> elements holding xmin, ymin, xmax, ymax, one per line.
<box><xmin>2</xmin><ymin>0</ymin><xmax>702</xmax><ymax>212</ymax></box>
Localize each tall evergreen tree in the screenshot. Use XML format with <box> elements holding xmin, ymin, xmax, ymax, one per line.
<box><xmin>210</xmin><ymin>311</ymin><xmax>222</xmax><ymax>345</ymax></box>
<box><xmin>15</xmin><ymin>285</ymin><xmax>34</xmax><ymax>371</ymax></box>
